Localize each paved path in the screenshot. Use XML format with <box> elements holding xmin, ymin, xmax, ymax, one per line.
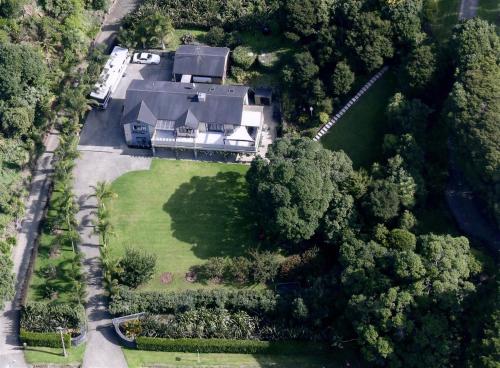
<box><xmin>313</xmin><ymin>66</ymin><xmax>389</xmax><ymax>142</ymax></box>
<box><xmin>95</xmin><ymin>0</ymin><xmax>139</xmax><ymax>51</ymax></box>
<box><xmin>0</xmin><ymin>131</ymin><xmax>59</xmax><ymax>368</ymax></box>
<box><xmin>459</xmin><ymin>0</ymin><xmax>479</xmax><ymax>20</ymax></box>
<box><xmin>75</xmin><ymin>152</ymin><xmax>151</xmax><ymax>368</ymax></box>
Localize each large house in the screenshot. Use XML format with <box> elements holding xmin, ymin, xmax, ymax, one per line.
<box><xmin>122</xmin><ymin>80</ymin><xmax>263</xmax><ymax>154</ymax></box>
<box><xmin>172</xmin><ymin>45</ymin><xmax>230</xmax><ymax>84</ymax></box>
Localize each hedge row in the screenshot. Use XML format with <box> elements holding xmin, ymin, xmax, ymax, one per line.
<box><xmin>136</xmin><ymin>337</ymin><xmax>270</xmax><ymax>353</ymax></box>
<box><xmin>20</xmin><ymin>330</ymin><xmax>71</xmax><ymax>348</ymax></box>
<box><xmin>109</xmin><ymin>287</ymin><xmax>278</xmax><ymax>317</ymax></box>
<box><xmin>136</xmin><ymin>337</ymin><xmax>329</xmax><ymax>355</ymax></box>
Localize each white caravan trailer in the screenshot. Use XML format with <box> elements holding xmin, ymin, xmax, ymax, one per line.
<box><xmin>90</xmin><ymin>46</ymin><xmax>129</xmax><ymax>109</ymax></box>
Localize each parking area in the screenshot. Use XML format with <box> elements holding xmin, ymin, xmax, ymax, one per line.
<box><xmin>78</xmin><ymin>52</ymin><xmax>173</xmax><ymax>150</ymax></box>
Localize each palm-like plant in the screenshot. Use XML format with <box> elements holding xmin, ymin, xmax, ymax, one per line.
<box><xmin>95</xmin><ymin>218</ymin><xmax>115</xmax><ymax>247</ymax></box>
<box><xmin>90</xmin><ymin>181</ymin><xmax>117</xmax><ymax>210</ymax></box>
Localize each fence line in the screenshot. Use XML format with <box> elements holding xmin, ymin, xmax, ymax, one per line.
<box><xmin>313</xmin><ymin>66</ymin><xmax>389</xmax><ymax>142</ymax></box>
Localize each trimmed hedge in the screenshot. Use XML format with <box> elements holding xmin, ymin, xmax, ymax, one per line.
<box><xmin>137</xmin><ymin>337</ymin><xmax>270</xmax><ymax>353</ymax></box>
<box><xmin>136</xmin><ymin>337</ymin><xmax>329</xmax><ymax>355</ymax></box>
<box><xmin>20</xmin><ymin>330</ymin><xmax>71</xmax><ymax>348</ymax></box>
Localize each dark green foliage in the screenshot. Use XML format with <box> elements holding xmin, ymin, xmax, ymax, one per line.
<box><xmin>246</xmin><ymin>137</ymin><xmax>334</xmax><ymax>242</ymax></box>
<box><xmin>386</xmin><ymin>93</ymin><xmax>432</xmax><ymax>139</ymax></box>
<box><xmin>363</xmin><ymin>180</ymin><xmax>400</xmax><ymax>222</ymax></box>
<box><xmin>136</xmin><ymin>337</ymin><xmax>327</xmax><ymax>354</ymax></box>
<box><xmin>21</xmin><ymin>302</ymin><xmax>85</xmax><ymax>332</ymax></box>
<box><xmin>20</xmin><ymin>330</ymin><xmax>71</xmax><ymax>348</ymax></box>
<box><xmin>282</xmin><ymin>0</ymin><xmax>329</xmax><ymax>39</ymax></box>
<box><xmin>399</xmin><ymin>44</ymin><xmax>437</xmax><ymax>95</ymax></box>
<box><xmin>346</xmin><ymin>11</ymin><xmax>394</xmax><ymax>72</ymax></box>
<box><xmin>447</xmin><ymin>18</ymin><xmax>500</xmax><ymax>226</ymax></box>
<box><xmin>331</xmin><ymin>61</ymin><xmax>355</xmax><ymax>96</ymax></box>
<box><xmin>382</xmin><ymin>0</ymin><xmax>424</xmax><ymax>47</ymax></box>
<box><xmin>119</xmin><ymin>9</ymin><xmax>173</xmax><ymax>49</ymax></box>
<box><xmin>91</xmin><ymin>0</ymin><xmax>109</xmax><ymax>11</ymax></box>
<box><xmin>388</xmin><ymin>228</ymin><xmax>416</xmax><ymax>251</ymax></box>
<box><xmin>137</xmin><ymin>337</ymin><xmax>271</xmax><ymax>353</ymax></box>
<box><xmin>341</xmin><ymin>233</ymin><xmax>482</xmax><ymax>366</ymax></box>
<box><xmin>117</xmin><ymin>247</ymin><xmax>156</xmax><ymax>288</ymax></box>
<box><xmin>0</xmin><ymin>0</ymin><xmax>24</xmax><ymax>18</ymax></box>
<box><xmin>204</xmin><ymin>26</ymin><xmax>227</xmax><ymax>46</ymax></box>
<box><xmin>231</xmin><ymin>46</ymin><xmax>257</xmax><ymax>70</ymax></box>
<box><xmin>0</xmin><ymin>253</ymin><xmax>14</xmax><ymax>308</ymax></box>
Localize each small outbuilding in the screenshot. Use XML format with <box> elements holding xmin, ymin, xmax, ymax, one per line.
<box><xmin>253</xmin><ymin>87</ymin><xmax>273</xmax><ymax>105</ymax></box>
<box><xmin>173</xmin><ymin>45</ymin><xmax>230</xmax><ymax>84</ymax></box>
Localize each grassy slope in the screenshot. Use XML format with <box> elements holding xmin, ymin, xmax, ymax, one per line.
<box><xmin>427</xmin><ymin>0</ymin><xmax>461</xmax><ymax>42</ymax></box>
<box><xmin>320</xmin><ymin>71</ymin><xmax>397</xmax><ymax>169</ymax></box>
<box><xmin>123</xmin><ymin>349</ymin><xmax>356</xmax><ymax>368</ymax></box>
<box><xmin>108</xmin><ymin>160</ymin><xmax>259</xmax><ymax>291</ymax></box>
<box><xmin>478</xmin><ymin>0</ymin><xmax>500</xmax><ymax>26</ymax></box>
<box><xmin>24</xmin><ymin>344</ymin><xmax>85</xmax><ymax>365</ymax></box>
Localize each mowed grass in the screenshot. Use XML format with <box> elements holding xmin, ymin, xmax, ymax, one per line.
<box><xmin>24</xmin><ymin>344</ymin><xmax>85</xmax><ymax>365</ymax></box>
<box><xmin>107</xmin><ymin>159</ymin><xmax>259</xmax><ymax>291</ymax></box>
<box><xmin>320</xmin><ymin>71</ymin><xmax>397</xmax><ymax>169</ymax></box>
<box><xmin>166</xmin><ymin>28</ymin><xmax>208</xmax><ymax>51</ymax></box>
<box><xmin>123</xmin><ymin>349</ymin><xmax>357</xmax><ymax>368</ymax></box>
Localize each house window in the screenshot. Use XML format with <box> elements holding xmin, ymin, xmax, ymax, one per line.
<box><xmin>207</xmin><ymin>123</ymin><xmax>224</xmax><ymax>132</ymax></box>
<box><xmin>133</xmin><ymin>124</ymin><xmax>147</xmax><ymax>133</ymax></box>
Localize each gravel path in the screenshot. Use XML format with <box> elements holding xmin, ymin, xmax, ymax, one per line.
<box><xmin>459</xmin><ymin>0</ymin><xmax>479</xmax><ymax>19</ymax></box>
<box><xmin>0</xmin><ymin>131</ymin><xmax>59</xmax><ymax>368</ymax></box>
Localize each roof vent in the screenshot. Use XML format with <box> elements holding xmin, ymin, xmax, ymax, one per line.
<box><xmin>228</xmin><ymin>88</ymin><xmax>234</xmax><ymax>93</ymax></box>
<box><xmin>197</xmin><ymin>92</ymin><xmax>207</xmax><ymax>102</ymax></box>
<box><xmin>209</xmin><ymin>87</ymin><xmax>216</xmax><ymax>92</ymax></box>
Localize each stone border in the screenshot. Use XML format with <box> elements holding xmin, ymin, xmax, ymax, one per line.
<box><xmin>111</xmin><ymin>312</ymin><xmax>145</xmax><ymax>347</ymax></box>
<box><xmin>313</xmin><ymin>66</ymin><xmax>389</xmax><ymax>142</ymax></box>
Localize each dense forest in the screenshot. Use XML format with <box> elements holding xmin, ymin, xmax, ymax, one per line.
<box><xmin>0</xmin><ymin>0</ymin><xmax>109</xmax><ymax>306</ymax></box>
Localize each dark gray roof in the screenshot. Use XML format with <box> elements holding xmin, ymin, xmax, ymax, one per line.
<box><xmin>122</xmin><ymin>80</ymin><xmax>249</xmax><ymax>128</ymax></box>
<box><xmin>173</xmin><ymin>45</ymin><xmax>230</xmax><ymax>78</ymax></box>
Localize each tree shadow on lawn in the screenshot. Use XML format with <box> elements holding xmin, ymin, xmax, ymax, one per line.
<box><xmin>163</xmin><ymin>171</ymin><xmax>259</xmax><ymax>260</ymax></box>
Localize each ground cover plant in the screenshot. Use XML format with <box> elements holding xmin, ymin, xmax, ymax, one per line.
<box><xmin>107</xmin><ymin>160</ymin><xmax>260</xmax><ymax>290</ymax></box>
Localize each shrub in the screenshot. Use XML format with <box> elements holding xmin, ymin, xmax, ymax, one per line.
<box><xmin>109</xmin><ymin>288</ymin><xmax>278</xmax><ymax>317</ymax></box>
<box><xmin>225</xmin><ymin>256</ymin><xmax>252</xmax><ymax>284</ymax></box>
<box><xmin>180</xmin><ymin>33</ymin><xmax>195</xmax><ymax>44</ymax></box>
<box><xmin>137</xmin><ymin>336</ymin><xmax>270</xmax><ymax>353</ymax></box>
<box><xmin>21</xmin><ymin>302</ymin><xmax>85</xmax><ymax>332</ymax></box>
<box><xmin>137</xmin><ymin>337</ymin><xmax>328</xmax><ymax>354</ymax></box>
<box><xmin>232</xmin><ymin>46</ymin><xmax>257</xmax><ymax>69</ymax></box>
<box><xmin>388</xmin><ymin>228</ymin><xmax>416</xmax><ymax>251</ymax></box>
<box><xmin>249</xmin><ymin>251</ymin><xmax>279</xmax><ymax>284</ymax></box>
<box><xmin>141</xmin><ymin>309</ymin><xmax>258</xmax><ymax>339</ymax></box>
<box><xmin>195</xmin><ymin>257</ymin><xmax>227</xmax><ymax>281</ymax></box>
<box><xmin>205</xmin><ymin>26</ymin><xmax>227</xmax><ymax>46</ymax></box>
<box><xmin>20</xmin><ymin>330</ymin><xmax>71</xmax><ymax>348</ymax></box>
<box><xmin>117</xmin><ymin>247</ymin><xmax>156</xmax><ymax>288</ymax></box>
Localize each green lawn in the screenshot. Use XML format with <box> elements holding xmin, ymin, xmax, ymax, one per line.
<box><xmin>27</xmin><ymin>229</ymin><xmax>79</xmax><ymax>304</ymax></box>
<box><xmin>24</xmin><ymin>344</ymin><xmax>85</xmax><ymax>365</ymax></box>
<box><xmin>478</xmin><ymin>0</ymin><xmax>500</xmax><ymax>26</ymax></box>
<box><xmin>320</xmin><ymin>71</ymin><xmax>397</xmax><ymax>169</ymax></box>
<box><xmin>166</xmin><ymin>28</ymin><xmax>208</xmax><ymax>51</ymax></box>
<box><xmin>123</xmin><ymin>349</ymin><xmax>356</xmax><ymax>368</ymax></box>
<box><xmin>108</xmin><ymin>160</ymin><xmax>260</xmax><ymax>291</ymax></box>
<box><xmin>426</xmin><ymin>0</ymin><xmax>461</xmax><ymax>42</ymax></box>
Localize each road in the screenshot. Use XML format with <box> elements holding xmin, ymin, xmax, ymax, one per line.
<box><xmin>459</xmin><ymin>0</ymin><xmax>479</xmax><ymax>19</ymax></box>
<box><xmin>0</xmin><ymin>131</ymin><xmax>59</xmax><ymax>368</ymax></box>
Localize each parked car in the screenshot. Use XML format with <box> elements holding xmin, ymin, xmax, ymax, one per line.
<box><xmin>132</xmin><ymin>52</ymin><xmax>161</xmax><ymax>65</ymax></box>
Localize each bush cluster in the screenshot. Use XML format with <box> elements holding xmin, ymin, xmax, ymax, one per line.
<box><xmin>20</xmin><ymin>330</ymin><xmax>71</xmax><ymax>348</ymax></box>
<box><xmin>194</xmin><ymin>251</ymin><xmax>280</xmax><ymax>285</ymax></box>
<box><xmin>140</xmin><ymin>309</ymin><xmax>258</xmax><ymax>339</ymax></box>
<box><xmin>109</xmin><ymin>287</ymin><xmax>278</xmax><ymax>317</ymax></box>
<box><xmin>116</xmin><ymin>247</ymin><xmax>156</xmax><ymax>288</ymax></box>
<box><xmin>21</xmin><ymin>302</ymin><xmax>85</xmax><ymax>333</ymax></box>
<box><xmin>232</xmin><ymin>46</ymin><xmax>256</xmax><ymax>70</ymax></box>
